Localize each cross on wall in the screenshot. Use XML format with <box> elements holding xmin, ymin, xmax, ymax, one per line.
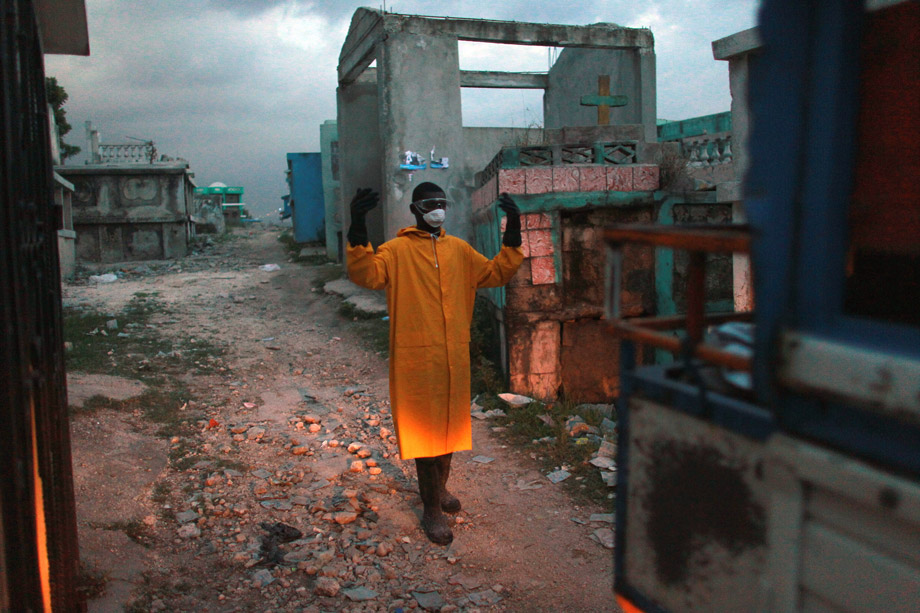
<box><xmin>580</xmin><ymin>75</ymin><xmax>628</xmax><ymax>126</ymax></box>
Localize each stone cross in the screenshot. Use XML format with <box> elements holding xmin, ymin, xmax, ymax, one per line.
<box><xmin>580</xmin><ymin>75</ymin><xmax>628</xmax><ymax>125</ymax></box>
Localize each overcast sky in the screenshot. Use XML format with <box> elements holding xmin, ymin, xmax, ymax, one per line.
<box><xmin>46</xmin><ymin>1</ymin><xmax>759</xmax><ymax>221</ymax></box>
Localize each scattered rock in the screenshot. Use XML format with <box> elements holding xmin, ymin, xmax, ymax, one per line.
<box><xmin>175</xmin><ymin>510</ymin><xmax>199</xmax><ymax>524</ymax></box>
<box><xmin>177</xmin><ymin>524</ymin><xmax>201</xmax><ymax>539</ymax></box>
<box><xmin>333</xmin><ymin>511</ymin><xmax>358</xmax><ymax>525</ymax></box>
<box><xmin>471</xmin><ymin>455</ymin><xmax>494</xmax><ymax>464</ymax></box>
<box><xmin>468</xmin><ymin>588</ymin><xmax>502</xmax><ymax>606</ymax></box>
<box><xmin>592</xmin><ymin>527</ymin><xmax>615</xmax><ymax>549</ymax></box>
<box><xmin>343</xmin><ymin>586</ymin><xmax>378</xmax><ymax>602</ymax></box>
<box><xmin>448</xmin><ymin>574</ymin><xmax>482</xmax><ymax>590</ymax></box>
<box><xmin>349</xmin><ymin>460</ymin><xmax>364</xmax><ymax>473</ymax></box>
<box><xmin>590</xmin><ymin>513</ymin><xmax>615</xmax><ymax>524</ymax></box>
<box><xmin>412</xmin><ymin>590</ymin><xmax>446</xmax><ymax>611</ymax></box>
<box><xmin>251</xmin><ymin>568</ymin><xmax>275</xmax><ymax>587</ymax></box>
<box><xmin>250</xmin><ymin>469</ymin><xmax>272</xmax><ymax>479</ymax></box>
<box><xmin>314</xmin><ymin>576</ymin><xmax>340</xmax><ymax>597</ymax></box>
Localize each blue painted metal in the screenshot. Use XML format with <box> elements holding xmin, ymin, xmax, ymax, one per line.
<box><xmin>747</xmin><ymin>0</ymin><xmax>920</xmax><ymax>473</ymax></box>
<box><xmin>286</xmin><ymin>152</ymin><xmax>325</xmax><ymax>244</ymax></box>
<box><xmin>614</xmin><ymin>1</ymin><xmax>920</xmax><ymax>608</ymax></box>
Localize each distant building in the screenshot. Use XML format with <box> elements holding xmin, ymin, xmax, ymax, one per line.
<box><xmin>195</xmin><ymin>182</ymin><xmax>247</xmax><ymax>227</ymax></box>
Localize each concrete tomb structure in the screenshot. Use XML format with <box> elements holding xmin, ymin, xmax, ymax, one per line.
<box><xmin>336</xmin><ymin>8</ymin><xmax>740</xmax><ymax>402</ymax></box>
<box><xmin>57</xmin><ymin>123</ymin><xmax>200</xmax><ymax>263</ymax></box>
<box><xmin>58</xmin><ymin>161</ymin><xmax>198</xmax><ymax>263</ymax></box>
<box><xmin>336</xmin><ymin>8</ymin><xmax>655</xmax><ymax>248</ymax></box>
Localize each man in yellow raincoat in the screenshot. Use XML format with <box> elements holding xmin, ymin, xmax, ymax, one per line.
<box><xmin>346</xmin><ymin>182</ymin><xmax>523</xmax><ymax>544</ymax></box>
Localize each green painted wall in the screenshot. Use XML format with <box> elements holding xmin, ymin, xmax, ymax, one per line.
<box><xmin>657</xmin><ymin>111</ymin><xmax>732</xmax><ymax>142</ymax></box>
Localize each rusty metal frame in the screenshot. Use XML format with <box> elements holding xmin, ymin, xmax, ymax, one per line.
<box><xmin>604</xmin><ymin>224</ymin><xmax>753</xmax><ymax>371</ymax></box>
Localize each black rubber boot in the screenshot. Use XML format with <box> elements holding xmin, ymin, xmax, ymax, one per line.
<box><xmin>436</xmin><ymin>453</ymin><xmax>461</xmax><ymax>513</ymax></box>
<box><xmin>415</xmin><ymin>457</ymin><xmax>453</xmax><ymax>545</ymax></box>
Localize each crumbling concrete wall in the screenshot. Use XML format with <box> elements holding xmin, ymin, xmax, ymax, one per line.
<box><xmin>59</xmin><ymin>164</ymin><xmax>196</xmax><ymax>263</ymax></box>
<box><xmin>337</xmin><ymin>68</ymin><xmax>384</xmax><ymax>248</ymax></box>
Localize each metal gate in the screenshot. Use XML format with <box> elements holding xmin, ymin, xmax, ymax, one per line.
<box><xmin>1</xmin><ymin>0</ymin><xmax>82</xmax><ymax>609</ymax></box>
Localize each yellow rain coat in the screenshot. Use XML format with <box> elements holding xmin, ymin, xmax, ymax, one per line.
<box><xmin>347</xmin><ymin>226</ymin><xmax>523</xmax><ymax>459</ymax></box>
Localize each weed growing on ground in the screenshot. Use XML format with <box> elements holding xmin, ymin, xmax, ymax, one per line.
<box><xmin>310</xmin><ymin>262</ymin><xmax>345</xmax><ymax>289</ymax></box>
<box><xmin>482</xmin><ymin>393</ymin><xmax>614</xmax><ymax>507</ymax></box>
<box><xmin>278</xmin><ymin>230</ymin><xmax>329</xmax><ymax>264</ymax></box>
<box><xmin>93</xmin><ymin>519</ymin><xmax>154</xmax><ymax>548</ymax></box>
<box><xmin>151</xmin><ymin>482</ymin><xmax>170</xmax><ymax>505</ymax></box>
<box><xmin>76</xmin><ymin>561</ymin><xmax>108</xmax><ymax>602</ymax></box>
<box><xmin>338</xmin><ymin>301</ymin><xmax>382</xmax><ymax>321</ymax></box>
<box><xmin>349</xmin><ymin>316</ymin><xmax>390</xmax><ymax>355</ymax></box>
<box><xmin>469</xmin><ymin>296</ymin><xmax>505</xmax><ymax>397</ymax></box>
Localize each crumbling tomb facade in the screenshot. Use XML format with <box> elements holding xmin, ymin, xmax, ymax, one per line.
<box><xmin>58</xmin><ymin>160</ymin><xmax>198</xmax><ymax>263</ymax></box>
<box><xmin>336</xmin><ymin>9</ymin><xmax>745</xmax><ymax>402</ymax></box>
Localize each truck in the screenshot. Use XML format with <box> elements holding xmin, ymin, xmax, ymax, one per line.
<box><xmin>604</xmin><ymin>0</ymin><xmax>920</xmax><ymax>610</ymax></box>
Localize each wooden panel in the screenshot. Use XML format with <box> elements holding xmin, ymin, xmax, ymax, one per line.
<box><xmin>807</xmin><ymin>487</ymin><xmax>920</xmax><ymax>567</ymax></box>
<box><xmin>801</xmin><ymin>523</ymin><xmax>920</xmax><ymax>611</ymax></box>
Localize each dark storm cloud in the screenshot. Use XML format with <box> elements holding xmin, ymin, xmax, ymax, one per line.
<box><xmin>47</xmin><ymin>0</ymin><xmax>758</xmax><ymax>220</ymax></box>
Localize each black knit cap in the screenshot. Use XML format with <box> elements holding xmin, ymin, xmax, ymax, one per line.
<box><xmin>412</xmin><ymin>182</ymin><xmax>444</xmax><ymax>201</ymax></box>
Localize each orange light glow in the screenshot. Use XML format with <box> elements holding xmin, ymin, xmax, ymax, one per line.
<box><xmin>31</xmin><ymin>406</ymin><xmax>52</xmax><ymax>612</ymax></box>
<box><xmin>617</xmin><ymin>594</ymin><xmax>645</xmax><ymax>613</ymax></box>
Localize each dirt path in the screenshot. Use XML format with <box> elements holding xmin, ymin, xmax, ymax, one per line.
<box><xmin>65</xmin><ymin>227</ymin><xmax>616</xmax><ymax>612</ymax></box>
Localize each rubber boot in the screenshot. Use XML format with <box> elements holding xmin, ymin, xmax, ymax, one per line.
<box><xmin>415</xmin><ymin>457</ymin><xmax>453</xmax><ymax>545</ymax></box>
<box><xmin>436</xmin><ymin>453</ymin><xmax>461</xmax><ymax>513</ymax></box>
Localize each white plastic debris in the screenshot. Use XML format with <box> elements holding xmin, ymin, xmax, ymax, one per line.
<box><xmin>497</xmin><ymin>393</ymin><xmax>534</xmax><ymax>407</ymax></box>
<box><xmin>589</xmin><ymin>456</ymin><xmax>617</xmax><ymax>469</ymax></box>
<box><xmin>546</xmin><ymin>469</ymin><xmax>571</xmax><ymax>483</ymax></box>
<box><xmin>89</xmin><ymin>273</ymin><xmax>118</xmax><ymax>283</ymax></box>
<box><xmin>259</xmin><ymin>264</ymin><xmax>281</xmax><ymax>272</ymax></box>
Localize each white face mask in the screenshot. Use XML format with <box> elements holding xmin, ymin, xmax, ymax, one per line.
<box><xmin>422</xmin><ymin>208</ymin><xmax>446</xmax><ymax>227</ymax></box>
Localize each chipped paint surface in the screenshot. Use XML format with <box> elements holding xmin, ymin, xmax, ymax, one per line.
<box><xmin>644</xmin><ymin>440</ymin><xmax>766</xmax><ymax>585</ymax></box>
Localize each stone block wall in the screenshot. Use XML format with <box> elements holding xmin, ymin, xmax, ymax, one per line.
<box><xmin>59</xmin><ymin>164</ymin><xmax>196</xmax><ymax>263</ymax></box>
<box><xmin>471</xmin><ymin>163</ymin><xmax>660</xmax><ymax>402</ymax></box>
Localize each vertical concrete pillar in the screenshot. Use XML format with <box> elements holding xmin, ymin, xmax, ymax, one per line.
<box><xmin>319</xmin><ymin>120</ymin><xmax>341</xmax><ymax>260</ymax></box>
<box><xmin>714</xmin><ymin>28</ymin><xmax>762</xmax><ymax>313</ymax></box>
<box><xmin>337</xmin><ymin>68</ymin><xmax>385</xmax><ymax>248</ymax></box>
<box><xmin>377</xmin><ymin>32</ymin><xmax>468</xmax><ymax>240</ymax></box>
<box><xmin>638</xmin><ymin>46</ymin><xmax>657</xmax><ymax>143</ymax></box>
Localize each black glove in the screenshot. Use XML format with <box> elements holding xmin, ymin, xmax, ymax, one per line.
<box><xmin>347</xmin><ymin>188</ymin><xmax>379</xmax><ymax>247</ymax></box>
<box><xmin>498</xmin><ymin>192</ymin><xmax>521</xmax><ymax>247</ymax></box>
